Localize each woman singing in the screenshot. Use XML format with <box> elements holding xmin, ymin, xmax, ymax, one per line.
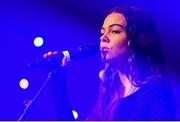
<box><xmin>44</xmin><ymin>6</ymin><xmax>176</xmax><ymax>121</ymax></box>
<box><xmin>87</xmin><ymin>6</ymin><xmax>176</xmax><ymax>120</ymax></box>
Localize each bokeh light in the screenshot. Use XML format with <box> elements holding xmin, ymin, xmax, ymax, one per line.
<box><xmin>19</xmin><ymin>78</ymin><xmax>29</xmax><ymax>89</ymax></box>
<box><xmin>34</xmin><ymin>37</ymin><xmax>44</xmax><ymax>47</ymax></box>
<box><xmin>72</xmin><ymin>110</ymin><xmax>78</xmax><ymax>120</ymax></box>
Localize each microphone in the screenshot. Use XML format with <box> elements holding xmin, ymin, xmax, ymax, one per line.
<box><xmin>28</xmin><ymin>44</ymin><xmax>99</xmax><ymax>68</ymax></box>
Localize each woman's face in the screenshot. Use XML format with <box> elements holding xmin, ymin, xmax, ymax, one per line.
<box><xmin>100</xmin><ymin>12</ymin><xmax>129</xmax><ymax>65</ymax></box>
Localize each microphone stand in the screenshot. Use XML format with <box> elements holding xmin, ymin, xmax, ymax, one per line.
<box><xmin>18</xmin><ymin>70</ymin><xmax>56</xmax><ymax>121</ymax></box>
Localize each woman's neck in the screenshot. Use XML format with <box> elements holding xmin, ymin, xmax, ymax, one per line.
<box><xmin>109</xmin><ymin>60</ymin><xmax>128</xmax><ymax>74</ymax></box>
<box><xmin>117</xmin><ymin>70</ymin><xmax>139</xmax><ymax>98</ymax></box>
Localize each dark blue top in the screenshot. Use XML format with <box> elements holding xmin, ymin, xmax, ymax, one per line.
<box><xmin>114</xmin><ymin>78</ymin><xmax>176</xmax><ymax>120</ymax></box>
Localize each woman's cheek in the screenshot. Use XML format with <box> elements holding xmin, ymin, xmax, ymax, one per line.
<box><xmin>111</xmin><ymin>45</ymin><xmax>127</xmax><ymax>60</ymax></box>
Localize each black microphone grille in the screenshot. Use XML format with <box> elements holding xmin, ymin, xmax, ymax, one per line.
<box><xmin>70</xmin><ymin>44</ymin><xmax>99</xmax><ymax>59</ymax></box>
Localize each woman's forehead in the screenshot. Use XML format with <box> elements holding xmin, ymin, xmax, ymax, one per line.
<box><xmin>102</xmin><ymin>12</ymin><xmax>127</xmax><ymax>29</ymax></box>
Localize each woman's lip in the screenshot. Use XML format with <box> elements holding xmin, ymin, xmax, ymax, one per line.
<box><xmin>101</xmin><ymin>47</ymin><xmax>110</xmax><ymax>53</ymax></box>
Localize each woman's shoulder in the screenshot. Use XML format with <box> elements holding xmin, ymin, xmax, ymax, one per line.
<box><xmin>139</xmin><ymin>77</ymin><xmax>177</xmax><ymax>120</ymax></box>
<box><xmin>141</xmin><ymin>76</ymin><xmax>172</xmax><ymax>90</ymax></box>
<box><xmin>140</xmin><ymin>76</ymin><xmax>175</xmax><ymax>100</ymax></box>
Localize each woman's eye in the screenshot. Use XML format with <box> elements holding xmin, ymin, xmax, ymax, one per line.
<box><xmin>111</xmin><ymin>30</ymin><xmax>121</xmax><ymax>34</ymax></box>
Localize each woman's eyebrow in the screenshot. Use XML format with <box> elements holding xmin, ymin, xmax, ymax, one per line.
<box><xmin>101</xmin><ymin>24</ymin><xmax>124</xmax><ymax>31</ymax></box>
<box><xmin>109</xmin><ymin>24</ymin><xmax>124</xmax><ymax>29</ymax></box>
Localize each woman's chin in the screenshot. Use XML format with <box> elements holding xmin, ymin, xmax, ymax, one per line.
<box><xmin>101</xmin><ymin>56</ymin><xmax>125</xmax><ymax>67</ymax></box>
<box><xmin>101</xmin><ymin>57</ymin><xmax>113</xmax><ymax>63</ymax></box>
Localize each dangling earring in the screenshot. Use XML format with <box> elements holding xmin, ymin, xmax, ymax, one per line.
<box><xmin>127</xmin><ymin>39</ymin><xmax>134</xmax><ymax>64</ymax></box>
<box><xmin>127</xmin><ymin>49</ymin><xmax>135</xmax><ymax>82</ymax></box>
<box><xmin>128</xmin><ymin>39</ymin><xmax>131</xmax><ymax>47</ymax></box>
<box><xmin>128</xmin><ymin>52</ymin><xmax>134</xmax><ymax>63</ymax></box>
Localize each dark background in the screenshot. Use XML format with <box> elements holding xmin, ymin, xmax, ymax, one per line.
<box><xmin>0</xmin><ymin>0</ymin><xmax>179</xmax><ymax>120</ymax></box>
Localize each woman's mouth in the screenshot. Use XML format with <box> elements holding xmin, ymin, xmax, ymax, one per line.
<box><xmin>101</xmin><ymin>47</ymin><xmax>110</xmax><ymax>54</ymax></box>
<box><xmin>100</xmin><ymin>47</ymin><xmax>110</xmax><ymax>62</ymax></box>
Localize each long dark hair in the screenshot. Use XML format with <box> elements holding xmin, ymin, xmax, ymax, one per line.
<box><xmin>87</xmin><ymin>6</ymin><xmax>165</xmax><ymax>120</ymax></box>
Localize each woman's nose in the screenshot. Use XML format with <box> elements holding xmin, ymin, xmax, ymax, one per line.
<box><xmin>100</xmin><ymin>33</ymin><xmax>110</xmax><ymax>43</ymax></box>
